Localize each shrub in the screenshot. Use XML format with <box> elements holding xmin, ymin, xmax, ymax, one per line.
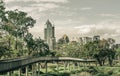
<box><xmin>96</xmin><ymin>72</ymin><xmax>109</xmax><ymax>76</ymax></box>
<box><xmin>59</xmin><ymin>72</ymin><xmax>70</xmax><ymax>76</ymax></box>
<box><xmin>108</xmin><ymin>70</ymin><xmax>113</xmax><ymax>75</ymax></box>
<box><xmin>88</xmin><ymin>66</ymin><xmax>98</xmax><ymax>74</ymax></box>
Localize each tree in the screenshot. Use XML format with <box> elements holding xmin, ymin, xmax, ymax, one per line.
<box><xmin>33</xmin><ymin>37</ymin><xmax>50</xmax><ymax>56</ymax></box>
<box><xmin>4</xmin><ymin>10</ymin><xmax>36</xmax><ymax>50</ymax></box>
<box><xmin>55</xmin><ymin>41</ymin><xmax>86</xmax><ymax>58</ymax></box>
<box><xmin>0</xmin><ymin>0</ymin><xmax>6</xmax><ymax>22</ymax></box>
<box><xmin>85</xmin><ymin>38</ymin><xmax>116</xmax><ymax>66</ymax></box>
<box><xmin>116</xmin><ymin>46</ymin><xmax>120</xmax><ymax>60</ymax></box>
<box><xmin>24</xmin><ymin>33</ymin><xmax>34</xmax><ymax>55</ymax></box>
<box><xmin>0</xmin><ymin>0</ymin><xmax>52</xmax><ymax>59</ymax></box>
<box><xmin>0</xmin><ymin>0</ymin><xmax>9</xmax><ymax>58</ymax></box>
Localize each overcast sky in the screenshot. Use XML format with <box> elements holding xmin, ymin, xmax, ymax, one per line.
<box><xmin>4</xmin><ymin>0</ymin><xmax>120</xmax><ymax>43</ymax></box>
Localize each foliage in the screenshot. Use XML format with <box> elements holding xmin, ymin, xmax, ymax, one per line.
<box><xmin>55</xmin><ymin>41</ymin><xmax>86</xmax><ymax>58</ymax></box>
<box><xmin>0</xmin><ymin>0</ymin><xmax>51</xmax><ymax>59</ymax></box>
<box><xmin>32</xmin><ymin>37</ymin><xmax>50</xmax><ymax>56</ymax></box>
<box><xmin>116</xmin><ymin>46</ymin><xmax>120</xmax><ymax>59</ymax></box>
<box><xmin>55</xmin><ymin>36</ymin><xmax>116</xmax><ymax>66</ymax></box>
<box><xmin>84</xmin><ymin>39</ymin><xmax>116</xmax><ymax>66</ymax></box>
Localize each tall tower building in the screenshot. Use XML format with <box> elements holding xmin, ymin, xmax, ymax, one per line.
<box><xmin>44</xmin><ymin>19</ymin><xmax>56</xmax><ymax>50</ymax></box>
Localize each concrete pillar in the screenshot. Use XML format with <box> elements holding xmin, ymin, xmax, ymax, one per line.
<box><xmin>45</xmin><ymin>61</ymin><xmax>48</xmax><ymax>74</ymax></box>
<box><xmin>18</xmin><ymin>68</ymin><xmax>22</xmax><ymax>76</ymax></box>
<box><xmin>32</xmin><ymin>64</ymin><xmax>36</xmax><ymax>76</ymax></box>
<box><xmin>26</xmin><ymin>66</ymin><xmax>28</xmax><ymax>76</ymax></box>
<box><xmin>77</xmin><ymin>63</ymin><xmax>79</xmax><ymax>70</ymax></box>
<box><xmin>56</xmin><ymin>62</ymin><xmax>59</xmax><ymax>75</ymax></box>
<box><xmin>68</xmin><ymin>62</ymin><xmax>70</xmax><ymax>71</ymax></box>
<box><xmin>37</xmin><ymin>63</ymin><xmax>40</xmax><ymax>76</ymax></box>
<box><xmin>84</xmin><ymin>62</ymin><xmax>85</xmax><ymax>68</ymax></box>
<box><xmin>8</xmin><ymin>71</ymin><xmax>12</xmax><ymax>76</ymax></box>
<box><xmin>73</xmin><ymin>62</ymin><xmax>75</xmax><ymax>70</ymax></box>
<box><xmin>64</xmin><ymin>62</ymin><xmax>66</xmax><ymax>72</ymax></box>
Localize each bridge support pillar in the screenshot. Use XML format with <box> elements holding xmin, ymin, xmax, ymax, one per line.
<box><xmin>56</xmin><ymin>62</ymin><xmax>59</xmax><ymax>74</ymax></box>
<box><xmin>77</xmin><ymin>63</ymin><xmax>80</xmax><ymax>70</ymax></box>
<box><xmin>68</xmin><ymin>61</ymin><xmax>70</xmax><ymax>71</ymax></box>
<box><xmin>25</xmin><ymin>66</ymin><xmax>28</xmax><ymax>76</ymax></box>
<box><xmin>32</xmin><ymin>64</ymin><xmax>37</xmax><ymax>76</ymax></box>
<box><xmin>37</xmin><ymin>63</ymin><xmax>41</xmax><ymax>76</ymax></box>
<box><xmin>83</xmin><ymin>62</ymin><xmax>85</xmax><ymax>68</ymax></box>
<box><xmin>18</xmin><ymin>68</ymin><xmax>22</xmax><ymax>76</ymax></box>
<box><xmin>8</xmin><ymin>71</ymin><xmax>13</xmax><ymax>76</ymax></box>
<box><xmin>72</xmin><ymin>62</ymin><xmax>75</xmax><ymax>70</ymax></box>
<box><xmin>45</xmin><ymin>61</ymin><xmax>48</xmax><ymax>74</ymax></box>
<box><xmin>64</xmin><ymin>62</ymin><xmax>66</xmax><ymax>72</ymax></box>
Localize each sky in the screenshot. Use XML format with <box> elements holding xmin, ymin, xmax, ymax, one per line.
<box><xmin>4</xmin><ymin>0</ymin><xmax>120</xmax><ymax>43</ymax></box>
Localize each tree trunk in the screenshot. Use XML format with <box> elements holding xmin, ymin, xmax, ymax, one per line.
<box><xmin>108</xmin><ymin>56</ymin><xmax>113</xmax><ymax>66</ymax></box>
<box><xmin>96</xmin><ymin>57</ymin><xmax>103</xmax><ymax>66</ymax></box>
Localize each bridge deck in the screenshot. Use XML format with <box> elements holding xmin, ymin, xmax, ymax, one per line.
<box><xmin>0</xmin><ymin>57</ymin><xmax>96</xmax><ymax>73</ymax></box>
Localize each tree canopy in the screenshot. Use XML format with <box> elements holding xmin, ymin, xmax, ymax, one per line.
<box><xmin>0</xmin><ymin>0</ymin><xmax>50</xmax><ymax>59</ymax></box>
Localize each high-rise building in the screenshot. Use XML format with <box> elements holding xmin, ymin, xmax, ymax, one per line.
<box><xmin>44</xmin><ymin>19</ymin><xmax>56</xmax><ymax>50</ymax></box>
<box><xmin>83</xmin><ymin>37</ymin><xmax>92</xmax><ymax>44</ymax></box>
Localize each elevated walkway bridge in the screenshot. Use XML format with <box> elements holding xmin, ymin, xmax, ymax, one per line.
<box><xmin>0</xmin><ymin>57</ymin><xmax>96</xmax><ymax>76</ymax></box>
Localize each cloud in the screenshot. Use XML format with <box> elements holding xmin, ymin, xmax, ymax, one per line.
<box><xmin>5</xmin><ymin>3</ymin><xmax>59</xmax><ymax>12</ymax></box>
<box><xmin>74</xmin><ymin>20</ymin><xmax>120</xmax><ymax>43</ymax></box>
<box><xmin>5</xmin><ymin>0</ymin><xmax>68</xmax><ymax>3</ymax></box>
<box><xmin>98</xmin><ymin>13</ymin><xmax>120</xmax><ymax>18</ymax></box>
<box><xmin>5</xmin><ymin>0</ymin><xmax>69</xmax><ymax>19</ymax></box>
<box><xmin>5</xmin><ymin>1</ymin><xmax>64</xmax><ymax>20</ymax></box>
<box><xmin>74</xmin><ymin>24</ymin><xmax>96</xmax><ymax>34</ymax></box>
<box><xmin>80</xmin><ymin>7</ymin><xmax>93</xmax><ymax>11</ymax></box>
<box><xmin>32</xmin><ymin>3</ymin><xmax>59</xmax><ymax>11</ymax></box>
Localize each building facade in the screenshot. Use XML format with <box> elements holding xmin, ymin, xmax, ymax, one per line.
<box><xmin>78</xmin><ymin>35</ymin><xmax>100</xmax><ymax>45</ymax></box>
<box><xmin>44</xmin><ymin>20</ymin><xmax>56</xmax><ymax>50</ymax></box>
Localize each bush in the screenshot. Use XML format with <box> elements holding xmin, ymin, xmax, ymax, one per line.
<box><xmin>71</xmin><ymin>70</ymin><xmax>76</xmax><ymax>74</ymax></box>
<box><xmin>96</xmin><ymin>72</ymin><xmax>109</xmax><ymax>76</ymax></box>
<box><xmin>108</xmin><ymin>70</ymin><xmax>113</xmax><ymax>75</ymax></box>
<box><xmin>41</xmin><ymin>72</ymin><xmax>70</xmax><ymax>76</ymax></box>
<box><xmin>88</xmin><ymin>66</ymin><xmax>98</xmax><ymax>74</ymax></box>
<box><xmin>59</xmin><ymin>72</ymin><xmax>70</xmax><ymax>76</ymax></box>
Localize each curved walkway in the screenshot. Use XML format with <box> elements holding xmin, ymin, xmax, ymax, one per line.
<box><xmin>0</xmin><ymin>57</ymin><xmax>96</xmax><ymax>73</ymax></box>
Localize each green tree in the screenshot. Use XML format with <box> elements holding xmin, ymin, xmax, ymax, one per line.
<box><xmin>24</xmin><ymin>33</ymin><xmax>35</xmax><ymax>55</ymax></box>
<box><xmin>85</xmin><ymin>38</ymin><xmax>116</xmax><ymax>66</ymax></box>
<box><xmin>33</xmin><ymin>37</ymin><xmax>50</xmax><ymax>56</ymax></box>
<box><xmin>5</xmin><ymin>10</ymin><xmax>36</xmax><ymax>50</ymax></box>
<box><xmin>55</xmin><ymin>41</ymin><xmax>86</xmax><ymax>58</ymax></box>
<box><xmin>0</xmin><ymin>0</ymin><xmax>6</xmax><ymax>22</ymax></box>
<box><xmin>116</xmin><ymin>46</ymin><xmax>120</xmax><ymax>60</ymax></box>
